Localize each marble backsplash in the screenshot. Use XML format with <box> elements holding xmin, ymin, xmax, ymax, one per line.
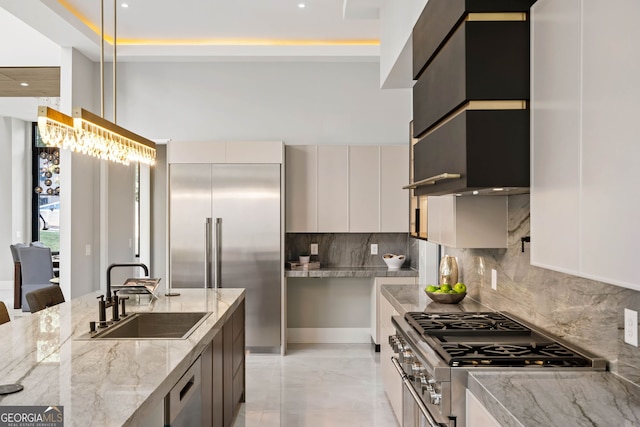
<box><xmin>443</xmin><ymin>194</ymin><xmax>640</xmax><ymax>386</ymax></box>
<box><xmin>286</xmin><ymin>233</ymin><xmax>412</xmax><ymax>268</ymax></box>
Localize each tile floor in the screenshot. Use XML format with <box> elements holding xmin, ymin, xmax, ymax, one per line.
<box><xmin>232</xmin><ymin>344</ymin><xmax>399</xmax><ymax>427</ymax></box>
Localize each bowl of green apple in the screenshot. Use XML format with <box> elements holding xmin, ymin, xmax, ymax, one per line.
<box><xmin>425</xmin><ymin>283</ymin><xmax>467</xmax><ymax>304</ymax></box>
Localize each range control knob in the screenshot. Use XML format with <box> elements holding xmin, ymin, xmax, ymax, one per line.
<box><xmin>430</xmin><ymin>389</ymin><xmax>442</xmax><ymax>405</ymax></box>
<box><xmin>389</xmin><ymin>335</ymin><xmax>405</xmax><ymax>353</ymax></box>
<box><xmin>388</xmin><ymin>336</ymin><xmax>398</xmax><ymax>351</ymax></box>
<box><xmin>411</xmin><ymin>362</ymin><xmax>423</xmax><ymax>376</ymax></box>
<box><xmin>400</xmin><ymin>350</ymin><xmax>414</xmax><ymax>364</ymax></box>
<box><xmin>416</xmin><ymin>373</ymin><xmax>428</xmax><ymax>392</ymax></box>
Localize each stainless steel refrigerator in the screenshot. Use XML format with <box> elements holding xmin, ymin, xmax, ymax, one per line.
<box><xmin>169</xmin><ymin>163</ymin><xmax>281</xmax><ymax>353</ymax></box>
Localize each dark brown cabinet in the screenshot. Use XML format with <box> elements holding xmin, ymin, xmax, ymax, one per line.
<box><xmin>202</xmin><ymin>299</ymin><xmax>245</xmax><ymax>427</ymax></box>
<box><xmin>412</xmin><ymin>20</ymin><xmax>530</xmax><ymax>138</ymax></box>
<box><xmin>413</xmin><ymin>110</ymin><xmax>529</xmax><ymax>196</ymax></box>
<box><xmin>410</xmin><ymin>0</ymin><xmax>535</xmax><ymax>196</ymax></box>
<box><xmin>223</xmin><ymin>300</ymin><xmax>245</xmax><ymax>427</ymax></box>
<box><xmin>412</xmin><ymin>0</ymin><xmax>537</xmax><ymax>79</ymax></box>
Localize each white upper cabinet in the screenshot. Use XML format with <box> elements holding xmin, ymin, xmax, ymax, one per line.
<box><xmin>579</xmin><ymin>0</ymin><xmax>640</xmax><ymax>287</ymax></box>
<box><xmin>428</xmin><ymin>195</ymin><xmax>508</xmax><ymax>249</ymax></box>
<box><xmin>318</xmin><ymin>146</ymin><xmax>349</xmax><ymax>232</ymax></box>
<box><xmin>168</xmin><ymin>141</ymin><xmax>283</xmax><ymax>164</ymax></box>
<box><xmin>530</xmin><ymin>0</ymin><xmax>582</xmax><ymax>275</ymax></box>
<box><xmin>285</xmin><ymin>145</ymin><xmax>318</xmax><ymax>232</ymax></box>
<box><xmin>349</xmin><ymin>146</ymin><xmax>380</xmax><ymax>232</ymax></box>
<box><xmin>380</xmin><ymin>145</ymin><xmax>409</xmax><ymax>232</ymax></box>
<box><xmin>531</xmin><ymin>0</ymin><xmax>640</xmax><ymax>290</ymax></box>
<box><xmin>285</xmin><ymin>145</ymin><xmax>409</xmax><ymax>233</ymax></box>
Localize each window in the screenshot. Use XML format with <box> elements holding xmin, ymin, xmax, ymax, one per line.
<box><xmin>32</xmin><ymin>123</ymin><xmax>60</xmax><ymax>253</ymax></box>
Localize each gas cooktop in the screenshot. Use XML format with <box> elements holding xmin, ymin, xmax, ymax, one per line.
<box><xmin>404</xmin><ymin>311</ymin><xmax>599</xmax><ymax>368</ymax></box>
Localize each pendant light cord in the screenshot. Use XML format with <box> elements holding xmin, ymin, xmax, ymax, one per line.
<box><xmin>100</xmin><ymin>0</ymin><xmax>104</xmax><ymax>117</ymax></box>
<box><xmin>113</xmin><ymin>0</ymin><xmax>117</xmax><ymax>123</ymax></box>
<box><xmin>99</xmin><ymin>0</ymin><xmax>117</xmax><ymax>123</ymax></box>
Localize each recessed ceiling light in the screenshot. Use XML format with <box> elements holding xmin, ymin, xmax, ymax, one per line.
<box><xmin>20</xmin><ymin>82</ymin><xmax>29</xmax><ymax>87</ymax></box>
<box><xmin>472</xmin><ymin>190</ymin><xmax>479</xmax><ymax>195</ymax></box>
<box><xmin>493</xmin><ymin>188</ymin><xmax>504</xmax><ymax>192</ymax></box>
<box><xmin>298</xmin><ymin>3</ymin><xmax>306</xmax><ymax>8</ymax></box>
<box><xmin>121</xmin><ymin>3</ymin><xmax>129</xmax><ymax>8</ymax></box>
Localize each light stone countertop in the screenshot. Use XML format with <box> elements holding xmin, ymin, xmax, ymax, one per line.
<box><xmin>381</xmin><ymin>284</ymin><xmax>640</xmax><ymax>427</ymax></box>
<box><xmin>381</xmin><ymin>283</ymin><xmax>486</xmax><ymax>314</ymax></box>
<box><xmin>468</xmin><ymin>371</ymin><xmax>640</xmax><ymax>427</ymax></box>
<box><xmin>0</xmin><ymin>288</ymin><xmax>245</xmax><ymax>427</ymax></box>
<box><xmin>285</xmin><ymin>266</ymin><xmax>418</xmax><ymax>278</ymax></box>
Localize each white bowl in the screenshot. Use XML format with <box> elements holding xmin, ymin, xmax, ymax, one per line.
<box><xmin>382</xmin><ymin>254</ymin><xmax>405</xmax><ymax>270</ymax></box>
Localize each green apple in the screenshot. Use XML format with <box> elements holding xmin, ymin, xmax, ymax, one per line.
<box><xmin>453</xmin><ymin>283</ymin><xmax>467</xmax><ymax>293</ymax></box>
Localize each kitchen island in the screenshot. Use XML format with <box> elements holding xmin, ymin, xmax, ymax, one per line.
<box><xmin>381</xmin><ymin>284</ymin><xmax>640</xmax><ymax>427</ymax></box>
<box><xmin>0</xmin><ymin>288</ymin><xmax>245</xmax><ymax>426</ymax></box>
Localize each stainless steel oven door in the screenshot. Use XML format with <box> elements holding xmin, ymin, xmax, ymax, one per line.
<box><xmin>392</xmin><ymin>357</ymin><xmax>447</xmax><ymax>427</ymax></box>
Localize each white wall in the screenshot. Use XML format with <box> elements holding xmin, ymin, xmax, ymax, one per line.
<box><xmin>110</xmin><ymin>61</ymin><xmax>410</xmax><ymax>285</ymax></box>
<box><xmin>10</xmin><ymin>119</ymin><xmax>28</xmax><ymax>247</ymax></box>
<box><xmin>113</xmin><ymin>61</ymin><xmax>411</xmax><ymax>146</ymax></box>
<box><xmin>379</xmin><ymin>0</ymin><xmax>427</xmax><ymax>88</ymax></box>
<box><xmin>106</xmin><ymin>162</ymin><xmax>136</xmax><ymax>286</ymax></box>
<box><xmin>0</xmin><ymin>117</ymin><xmax>29</xmax><ymax>283</ymax></box>
<box><xmin>0</xmin><ymin>7</ymin><xmax>60</xmax><ymax>66</ymax></box>
<box><xmin>0</xmin><ymin>117</ymin><xmax>11</xmax><ymax>283</ymax></box>
<box><xmin>58</xmin><ymin>48</ymin><xmax>102</xmax><ymax>299</ymax></box>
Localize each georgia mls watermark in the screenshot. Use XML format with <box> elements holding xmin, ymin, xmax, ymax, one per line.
<box><xmin>0</xmin><ymin>406</ymin><xmax>63</xmax><ymax>427</ymax></box>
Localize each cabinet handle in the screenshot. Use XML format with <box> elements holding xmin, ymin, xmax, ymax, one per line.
<box><xmin>403</xmin><ymin>173</ymin><xmax>461</xmax><ymax>190</ymax></box>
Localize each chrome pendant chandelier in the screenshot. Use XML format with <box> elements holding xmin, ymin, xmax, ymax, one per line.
<box><xmin>37</xmin><ymin>0</ymin><xmax>156</xmax><ymax>166</ymax></box>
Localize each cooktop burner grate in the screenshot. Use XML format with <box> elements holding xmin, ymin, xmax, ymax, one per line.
<box><xmin>405</xmin><ymin>312</ymin><xmax>530</xmax><ymax>336</ymax></box>
<box><xmin>439</xmin><ymin>342</ymin><xmax>592</xmax><ymax>367</ymax></box>
<box><xmin>404</xmin><ymin>312</ymin><xmax>594</xmax><ymax>368</ymax></box>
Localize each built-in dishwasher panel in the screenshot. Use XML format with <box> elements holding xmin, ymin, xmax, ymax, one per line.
<box><xmin>165</xmin><ymin>356</ymin><xmax>202</xmax><ymax>426</ymax></box>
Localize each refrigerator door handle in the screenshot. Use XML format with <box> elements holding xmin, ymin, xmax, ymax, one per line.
<box><xmin>213</xmin><ymin>218</ymin><xmax>222</xmax><ymax>288</ymax></box>
<box><xmin>205</xmin><ymin>218</ymin><xmax>213</xmax><ymax>289</ymax></box>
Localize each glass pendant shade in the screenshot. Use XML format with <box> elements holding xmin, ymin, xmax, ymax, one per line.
<box><xmin>37</xmin><ymin>106</ymin><xmax>156</xmax><ymax>166</ymax></box>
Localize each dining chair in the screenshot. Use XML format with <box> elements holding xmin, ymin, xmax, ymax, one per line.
<box><xmin>0</xmin><ymin>301</ymin><xmax>10</xmax><ymax>324</ymax></box>
<box><xmin>25</xmin><ymin>286</ymin><xmax>65</xmax><ymax>313</ymax></box>
<box><xmin>17</xmin><ymin>245</ymin><xmax>54</xmax><ymax>312</ymax></box>
<box><xmin>9</xmin><ymin>243</ymin><xmax>28</xmax><ymax>310</ymax></box>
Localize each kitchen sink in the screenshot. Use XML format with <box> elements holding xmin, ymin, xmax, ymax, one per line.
<box><xmin>87</xmin><ymin>312</ymin><xmax>212</xmax><ymax>340</ymax></box>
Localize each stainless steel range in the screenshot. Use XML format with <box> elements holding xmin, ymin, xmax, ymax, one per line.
<box><xmin>390</xmin><ymin>311</ymin><xmax>607</xmax><ymax>427</ymax></box>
